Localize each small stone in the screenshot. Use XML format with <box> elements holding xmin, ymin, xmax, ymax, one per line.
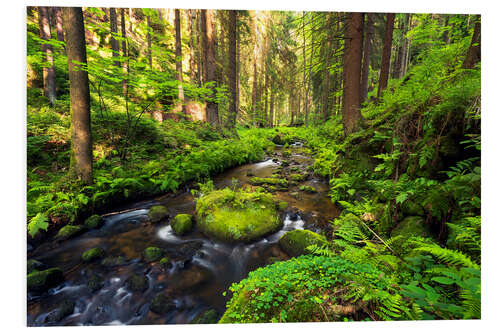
<box><xmin>45</xmin><ymin>299</ymin><xmax>75</xmax><ymax>323</ymax></box>
<box><xmin>81</xmin><ymin>247</ymin><xmax>105</xmax><ymax>262</ymax></box>
<box><xmin>27</xmin><ymin>267</ymin><xmax>64</xmax><ymax>292</ymax></box>
<box><xmin>189</xmin><ymin>309</ymin><xmax>218</xmax><ymax>324</ymax></box>
<box><xmin>55</xmin><ymin>225</ymin><xmax>84</xmax><ymax>241</ymax></box>
<box><xmin>101</xmin><ymin>256</ymin><xmax>127</xmax><ymax>267</ymax></box>
<box><xmin>171</xmin><ymin>214</ymin><xmax>194</xmax><ymax>236</ymax></box>
<box><xmin>150</xmin><ymin>293</ymin><xmax>175</xmax><ymax>314</ymax></box>
<box><xmin>126</xmin><ymin>273</ymin><xmax>149</xmax><ymax>292</ymax></box>
<box><xmin>84</xmin><ymin>215</ymin><xmax>104</xmax><ymax>229</ymax></box>
<box><xmin>143</xmin><ymin>247</ymin><xmax>163</xmax><ymax>263</ymax></box>
<box><xmin>148</xmin><ymin>205</ymin><xmax>169</xmax><ymax>223</ymax></box>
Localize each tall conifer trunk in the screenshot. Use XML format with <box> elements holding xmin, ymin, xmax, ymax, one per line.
<box><xmin>109</xmin><ymin>8</ymin><xmax>120</xmax><ymax>68</ymax></box>
<box><xmin>174</xmin><ymin>9</ymin><xmax>185</xmax><ymax>114</ymax></box>
<box><xmin>360</xmin><ymin>13</ymin><xmax>373</xmax><ymax>102</ymax></box>
<box><xmin>201</xmin><ymin>9</ymin><xmax>219</xmax><ymax>126</ymax></box>
<box><xmin>228</xmin><ymin>11</ymin><xmax>238</xmax><ymax>127</ymax></box>
<box><xmin>38</xmin><ymin>6</ymin><xmax>57</xmax><ymax>105</ymax></box>
<box><xmin>377</xmin><ymin>13</ymin><xmax>395</xmax><ymax>98</ymax></box>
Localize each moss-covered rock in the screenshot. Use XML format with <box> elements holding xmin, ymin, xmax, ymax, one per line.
<box><xmin>45</xmin><ymin>299</ymin><xmax>75</xmax><ymax>323</ymax></box>
<box><xmin>81</xmin><ymin>247</ymin><xmax>105</xmax><ymax>262</ymax></box>
<box><xmin>299</xmin><ymin>185</ymin><xmax>317</xmax><ymax>193</ymax></box>
<box><xmin>55</xmin><ymin>225</ymin><xmax>84</xmax><ymax>241</ymax></box>
<box><xmin>87</xmin><ymin>272</ymin><xmax>103</xmax><ymax>292</ymax></box>
<box><xmin>27</xmin><ymin>267</ymin><xmax>64</xmax><ymax>292</ymax></box>
<box><xmin>391</xmin><ymin>216</ymin><xmax>430</xmax><ymax>238</ymax></box>
<box><xmin>27</xmin><ymin>259</ymin><xmax>45</xmax><ymax>274</ymax></box>
<box><xmin>282</xmin><ymin>150</ymin><xmax>292</xmax><ymax>158</ymax></box>
<box><xmin>148</xmin><ymin>205</ymin><xmax>169</xmax><ymax>223</ymax></box>
<box><xmin>126</xmin><ymin>273</ymin><xmax>149</xmax><ymax>292</ymax></box>
<box><xmin>272</xmin><ymin>134</ymin><xmax>286</xmax><ymax>145</ymax></box>
<box><xmin>84</xmin><ymin>215</ymin><xmax>104</xmax><ymax>229</ymax></box>
<box><xmin>143</xmin><ymin>246</ymin><xmax>163</xmax><ymax>262</ymax></box>
<box><xmin>171</xmin><ymin>214</ymin><xmax>194</xmax><ymax>235</ymax></box>
<box><xmin>101</xmin><ymin>256</ymin><xmax>127</xmax><ymax>267</ymax></box>
<box><xmin>196</xmin><ymin>188</ymin><xmax>283</xmax><ymax>243</ymax></box>
<box><xmin>289</xmin><ymin>173</ymin><xmax>307</xmax><ymax>182</ymax></box>
<box><xmin>190</xmin><ymin>309</ymin><xmax>218</xmax><ymax>324</ymax></box>
<box><xmin>150</xmin><ymin>293</ymin><xmax>175</xmax><ymax>314</ymax></box>
<box><xmin>278</xmin><ymin>201</ymin><xmax>289</xmax><ymax>211</ymax></box>
<box><xmin>279</xmin><ymin>229</ymin><xmax>328</xmax><ymax>257</ymax></box>
<box><xmin>249</xmin><ymin>177</ymin><xmax>288</xmax><ymax>187</ymax></box>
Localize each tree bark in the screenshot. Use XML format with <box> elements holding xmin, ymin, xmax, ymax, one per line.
<box><xmin>38</xmin><ymin>6</ymin><xmax>57</xmax><ymax>105</ymax></box>
<box><xmin>174</xmin><ymin>9</ymin><xmax>186</xmax><ymax>114</ymax></box>
<box><xmin>462</xmin><ymin>16</ymin><xmax>481</xmax><ymax>69</ymax></box>
<box><xmin>120</xmin><ymin>9</ymin><xmax>128</xmax><ymax>97</ymax></box>
<box><xmin>54</xmin><ymin>7</ymin><xmax>64</xmax><ymax>42</ymax></box>
<box><xmin>196</xmin><ymin>10</ymin><xmax>203</xmax><ymax>86</ymax></box>
<box><xmin>377</xmin><ymin>13</ymin><xmax>395</xmax><ymax>98</ymax></box>
<box><xmin>228</xmin><ymin>10</ymin><xmax>238</xmax><ymax>128</ymax></box>
<box><xmin>342</xmin><ymin>12</ymin><xmax>364</xmax><ymax>135</ymax></box>
<box><xmin>360</xmin><ymin>13</ymin><xmax>373</xmax><ymax>103</ymax></box>
<box><xmin>251</xmin><ymin>14</ymin><xmax>258</xmax><ymax>126</ymax></box>
<box><xmin>188</xmin><ymin>9</ymin><xmax>196</xmax><ymax>82</ymax></box>
<box><xmin>109</xmin><ymin>8</ymin><xmax>120</xmax><ymax>67</ymax></box>
<box><xmin>201</xmin><ymin>9</ymin><xmax>219</xmax><ymax>126</ymax></box>
<box><xmin>146</xmin><ymin>15</ymin><xmax>152</xmax><ymax>70</ymax></box>
<box><xmin>269</xmin><ymin>89</ymin><xmax>274</xmax><ymax>128</ymax></box>
<box><xmin>63</xmin><ymin>7</ymin><xmax>93</xmax><ymax>184</ymax></box>
<box><xmin>322</xmin><ymin>14</ymin><xmax>333</xmax><ymax>122</ymax></box>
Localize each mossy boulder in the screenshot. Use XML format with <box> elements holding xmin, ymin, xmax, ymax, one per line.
<box><xmin>299</xmin><ymin>185</ymin><xmax>317</xmax><ymax>193</ymax></box>
<box><xmin>126</xmin><ymin>273</ymin><xmax>149</xmax><ymax>292</ymax></box>
<box><xmin>391</xmin><ymin>216</ymin><xmax>430</xmax><ymax>238</ymax></box>
<box><xmin>271</xmin><ymin>134</ymin><xmax>286</xmax><ymax>145</ymax></box>
<box><xmin>81</xmin><ymin>247</ymin><xmax>105</xmax><ymax>262</ymax></box>
<box><xmin>190</xmin><ymin>309</ymin><xmax>218</xmax><ymax>324</ymax></box>
<box><xmin>143</xmin><ymin>246</ymin><xmax>163</xmax><ymax>262</ymax></box>
<box><xmin>277</xmin><ymin>201</ymin><xmax>289</xmax><ymax>211</ymax></box>
<box><xmin>196</xmin><ymin>188</ymin><xmax>283</xmax><ymax>243</ymax></box>
<box><xmin>249</xmin><ymin>177</ymin><xmax>288</xmax><ymax>188</ymax></box>
<box><xmin>289</xmin><ymin>173</ymin><xmax>307</xmax><ymax>182</ymax></box>
<box><xmin>101</xmin><ymin>256</ymin><xmax>127</xmax><ymax>267</ymax></box>
<box><xmin>84</xmin><ymin>215</ymin><xmax>104</xmax><ymax>229</ymax></box>
<box><xmin>279</xmin><ymin>229</ymin><xmax>328</xmax><ymax>257</ymax></box>
<box><xmin>150</xmin><ymin>293</ymin><xmax>176</xmax><ymax>314</ymax></box>
<box><xmin>27</xmin><ymin>267</ymin><xmax>64</xmax><ymax>292</ymax></box>
<box><xmin>171</xmin><ymin>214</ymin><xmax>194</xmax><ymax>235</ymax></box>
<box><xmin>87</xmin><ymin>272</ymin><xmax>103</xmax><ymax>292</ymax></box>
<box><xmin>148</xmin><ymin>205</ymin><xmax>169</xmax><ymax>223</ymax></box>
<box><xmin>282</xmin><ymin>150</ymin><xmax>292</xmax><ymax>158</ymax></box>
<box><xmin>27</xmin><ymin>259</ymin><xmax>45</xmax><ymax>274</ymax></box>
<box><xmin>55</xmin><ymin>225</ymin><xmax>84</xmax><ymax>241</ymax></box>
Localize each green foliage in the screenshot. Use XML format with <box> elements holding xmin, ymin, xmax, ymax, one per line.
<box><xmin>27</xmin><ymin>213</ymin><xmax>49</xmax><ymax>237</ymax></box>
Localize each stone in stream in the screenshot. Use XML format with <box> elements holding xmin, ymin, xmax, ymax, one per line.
<box><xmin>45</xmin><ymin>299</ymin><xmax>75</xmax><ymax>323</ymax></box>
<box><xmin>150</xmin><ymin>293</ymin><xmax>176</xmax><ymax>314</ymax></box>
<box><xmin>142</xmin><ymin>246</ymin><xmax>164</xmax><ymax>263</ymax></box>
<box><xmin>86</xmin><ymin>271</ymin><xmax>104</xmax><ymax>292</ymax></box>
<box><xmin>148</xmin><ymin>205</ymin><xmax>169</xmax><ymax>223</ymax></box>
<box><xmin>101</xmin><ymin>256</ymin><xmax>127</xmax><ymax>267</ymax></box>
<box><xmin>27</xmin><ymin>259</ymin><xmax>46</xmax><ymax>274</ymax></box>
<box><xmin>84</xmin><ymin>214</ymin><xmax>104</xmax><ymax>229</ymax></box>
<box><xmin>271</xmin><ymin>134</ymin><xmax>286</xmax><ymax>145</ymax></box>
<box><xmin>81</xmin><ymin>247</ymin><xmax>105</xmax><ymax>262</ymax></box>
<box><xmin>55</xmin><ymin>225</ymin><xmax>85</xmax><ymax>241</ymax></box>
<box><xmin>299</xmin><ymin>185</ymin><xmax>317</xmax><ymax>193</ymax></box>
<box><xmin>126</xmin><ymin>273</ymin><xmax>149</xmax><ymax>292</ymax></box>
<box><xmin>190</xmin><ymin>309</ymin><xmax>219</xmax><ymax>324</ymax></box>
<box><xmin>171</xmin><ymin>214</ymin><xmax>194</xmax><ymax>236</ymax></box>
<box><xmin>27</xmin><ymin>267</ymin><xmax>64</xmax><ymax>292</ymax></box>
<box><xmin>278</xmin><ymin>229</ymin><xmax>328</xmax><ymax>257</ymax></box>
<box><xmin>195</xmin><ymin>187</ymin><xmax>283</xmax><ymax>243</ymax></box>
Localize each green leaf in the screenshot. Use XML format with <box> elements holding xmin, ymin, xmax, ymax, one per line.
<box><xmin>28</xmin><ymin>213</ymin><xmax>49</xmax><ymax>237</ymax></box>
<box><xmin>432</xmin><ymin>276</ymin><xmax>455</xmax><ymax>285</ymax></box>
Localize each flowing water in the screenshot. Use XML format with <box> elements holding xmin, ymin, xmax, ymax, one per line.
<box><xmin>27</xmin><ymin>144</ymin><xmax>339</xmax><ymax>326</ymax></box>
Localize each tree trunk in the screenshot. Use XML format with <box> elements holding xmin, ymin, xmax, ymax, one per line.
<box><xmin>174</xmin><ymin>9</ymin><xmax>186</xmax><ymax>114</ymax></box>
<box><xmin>63</xmin><ymin>7</ymin><xmax>93</xmax><ymax>184</ymax></box>
<box><xmin>264</xmin><ymin>72</ymin><xmax>269</xmax><ymax>126</ymax></box>
<box><xmin>360</xmin><ymin>13</ymin><xmax>373</xmax><ymax>103</ymax></box>
<box><xmin>269</xmin><ymin>89</ymin><xmax>274</xmax><ymax>128</ymax></box>
<box><xmin>146</xmin><ymin>15</ymin><xmax>152</xmax><ymax>70</ymax></box>
<box><xmin>228</xmin><ymin>10</ymin><xmax>238</xmax><ymax>128</ymax></box>
<box><xmin>188</xmin><ymin>9</ymin><xmax>196</xmax><ymax>82</ymax></box>
<box><xmin>120</xmin><ymin>9</ymin><xmax>128</xmax><ymax>97</ymax></box>
<box><xmin>398</xmin><ymin>14</ymin><xmax>410</xmax><ymax>78</ymax></box>
<box><xmin>377</xmin><ymin>13</ymin><xmax>395</xmax><ymax>98</ymax></box>
<box><xmin>342</xmin><ymin>12</ymin><xmax>364</xmax><ymax>135</ymax></box>
<box><xmin>306</xmin><ymin>13</ymin><xmax>315</xmax><ymax>127</ymax></box>
<box><xmin>38</xmin><ymin>6</ymin><xmax>57</xmax><ymax>105</ymax></box>
<box><xmin>54</xmin><ymin>7</ymin><xmax>64</xmax><ymax>42</ymax></box>
<box><xmin>128</xmin><ymin>8</ymin><xmax>133</xmax><ymax>31</ymax></box>
<box><xmin>201</xmin><ymin>10</ymin><xmax>219</xmax><ymax>126</ymax></box>
<box><xmin>109</xmin><ymin>8</ymin><xmax>120</xmax><ymax>67</ymax></box>
<box><xmin>251</xmin><ymin>15</ymin><xmax>258</xmax><ymax>126</ymax></box>
<box><xmin>322</xmin><ymin>15</ymin><xmax>333</xmax><ymax>122</ymax></box>
<box><xmin>462</xmin><ymin>16</ymin><xmax>481</xmax><ymax>69</ymax></box>
<box><xmin>196</xmin><ymin>10</ymin><xmax>203</xmax><ymax>86</ymax></box>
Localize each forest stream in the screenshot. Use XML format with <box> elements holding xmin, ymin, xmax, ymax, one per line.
<box><xmin>27</xmin><ymin>143</ymin><xmax>339</xmax><ymax>326</ymax></box>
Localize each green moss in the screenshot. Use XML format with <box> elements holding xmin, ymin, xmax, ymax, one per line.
<box><xmin>401</xmin><ymin>200</ymin><xmax>425</xmax><ymax>217</ymax></box>
<box><xmin>289</xmin><ymin>173</ymin><xmax>307</xmax><ymax>182</ymax></box>
<box><xmin>190</xmin><ymin>309</ymin><xmax>219</xmax><ymax>324</ymax></box>
<box><xmin>148</xmin><ymin>205</ymin><xmax>168</xmax><ymax>223</ymax></box>
<box><xmin>171</xmin><ymin>214</ymin><xmax>194</xmax><ymax>235</ymax></box>
<box><xmin>55</xmin><ymin>225</ymin><xmax>84</xmax><ymax>240</ymax></box>
<box><xmin>27</xmin><ymin>267</ymin><xmax>64</xmax><ymax>292</ymax></box>
<box><xmin>126</xmin><ymin>273</ymin><xmax>149</xmax><ymax>292</ymax></box>
<box><xmin>391</xmin><ymin>216</ymin><xmax>430</xmax><ymax>238</ymax></box>
<box><xmin>101</xmin><ymin>256</ymin><xmax>127</xmax><ymax>267</ymax></box>
<box><xmin>160</xmin><ymin>257</ymin><xmax>172</xmax><ymax>268</ymax></box>
<box><xmin>272</xmin><ymin>134</ymin><xmax>286</xmax><ymax>145</ymax></box>
<box><xmin>143</xmin><ymin>246</ymin><xmax>163</xmax><ymax>262</ymax></box>
<box><xmin>196</xmin><ymin>188</ymin><xmax>283</xmax><ymax>243</ymax></box>
<box><xmin>87</xmin><ymin>273</ymin><xmax>103</xmax><ymax>292</ymax></box>
<box><xmin>282</xmin><ymin>150</ymin><xmax>292</xmax><ymax>158</ymax></box>
<box><xmin>84</xmin><ymin>214</ymin><xmax>103</xmax><ymax>229</ymax></box>
<box><xmin>249</xmin><ymin>177</ymin><xmax>288</xmax><ymax>187</ymax></box>
<box><xmin>278</xmin><ymin>201</ymin><xmax>289</xmax><ymax>211</ymax></box>
<box><xmin>27</xmin><ymin>259</ymin><xmax>44</xmax><ymax>274</ymax></box>
<box><xmin>81</xmin><ymin>247</ymin><xmax>105</xmax><ymax>262</ymax></box>
<box><xmin>279</xmin><ymin>229</ymin><xmax>328</xmax><ymax>257</ymax></box>
<box><xmin>150</xmin><ymin>293</ymin><xmax>175</xmax><ymax>314</ymax></box>
<box><xmin>299</xmin><ymin>185</ymin><xmax>317</xmax><ymax>193</ymax></box>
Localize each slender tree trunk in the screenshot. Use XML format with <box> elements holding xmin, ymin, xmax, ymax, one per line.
<box><xmin>228</xmin><ymin>10</ymin><xmax>238</xmax><ymax>128</ymax></box>
<box><xmin>264</xmin><ymin>72</ymin><xmax>269</xmax><ymax>126</ymax></box>
<box><xmin>397</xmin><ymin>14</ymin><xmax>410</xmax><ymax>78</ymax></box>
<box><xmin>342</xmin><ymin>12</ymin><xmax>364</xmax><ymax>135</ymax></box>
<box><xmin>360</xmin><ymin>13</ymin><xmax>373</xmax><ymax>102</ymax></box>
<box><xmin>462</xmin><ymin>16</ymin><xmax>481</xmax><ymax>69</ymax></box>
<box><xmin>174</xmin><ymin>9</ymin><xmax>186</xmax><ymax>114</ymax></box>
<box><xmin>188</xmin><ymin>9</ymin><xmax>196</xmax><ymax>82</ymax></box>
<box><xmin>377</xmin><ymin>13</ymin><xmax>395</xmax><ymax>98</ymax></box>
<box><xmin>128</xmin><ymin>8</ymin><xmax>133</xmax><ymax>31</ymax></box>
<box><xmin>109</xmin><ymin>8</ymin><xmax>120</xmax><ymax>67</ymax></box>
<box><xmin>120</xmin><ymin>9</ymin><xmax>128</xmax><ymax>97</ymax></box>
<box><xmin>54</xmin><ymin>7</ymin><xmax>64</xmax><ymax>42</ymax></box>
<box><xmin>38</xmin><ymin>7</ymin><xmax>57</xmax><ymax>105</ymax></box>
<box><xmin>201</xmin><ymin>9</ymin><xmax>219</xmax><ymax>126</ymax></box>
<box><xmin>146</xmin><ymin>15</ymin><xmax>152</xmax><ymax>70</ymax></box>
<box><xmin>322</xmin><ymin>15</ymin><xmax>333</xmax><ymax>122</ymax></box>
<box><xmin>269</xmin><ymin>88</ymin><xmax>274</xmax><ymax>128</ymax></box>
<box><xmin>442</xmin><ymin>14</ymin><xmax>450</xmax><ymax>44</ymax></box>
<box><xmin>251</xmin><ymin>15</ymin><xmax>258</xmax><ymax>125</ymax></box>
<box><xmin>63</xmin><ymin>7</ymin><xmax>92</xmax><ymax>184</ymax></box>
<box><xmin>196</xmin><ymin>10</ymin><xmax>203</xmax><ymax>85</ymax></box>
